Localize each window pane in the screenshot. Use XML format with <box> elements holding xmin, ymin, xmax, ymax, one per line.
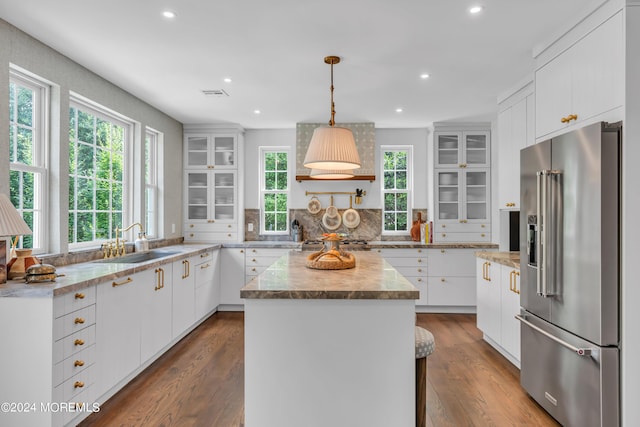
<box><xmin>96</xmin><ymin>118</ymin><xmax>109</xmax><ymax>147</ymax></box>
<box><xmin>76</xmin><ymin>178</ymin><xmax>94</xmax><ymax>211</ymax></box>
<box><xmin>264</xmin><ymin>213</ymin><xmax>275</xmax><ymax>231</ymax></box>
<box><xmin>77</xmin><ymin>212</ymin><xmax>94</xmax><ymax>242</ymax></box>
<box><xmin>17</xmin><ymin>86</ymin><xmax>33</xmax><ymax>127</ymax></box>
<box><xmin>397</xmin><ymin>212</ymin><xmax>408</xmax><ymax>231</ymax></box>
<box><xmin>397</xmin><ymin>193</ymin><xmax>407</xmax><ymax>211</ymax></box>
<box><xmin>96</xmin><ymin>180</ymin><xmax>110</xmax><ymax>210</ymax></box>
<box><xmin>112</xmin><ymin>182</ymin><xmax>123</xmax><ymax>210</ymax></box>
<box><xmin>17</xmin><ymin>127</ymin><xmax>33</xmax><ymax>164</ymax></box>
<box><xmin>21</xmin><ymin>211</ymin><xmax>33</xmax><ymax>248</ymax></box>
<box><xmin>22</xmin><ymin>172</ymin><xmax>34</xmax><ymax>209</ymax></box>
<box><xmin>384</xmin><ymin>152</ymin><xmax>394</xmax><ymax>170</ymax></box>
<box><xmin>384</xmin><ymin>212</ymin><xmax>396</xmax><ymax>231</ymax></box>
<box><xmin>112</xmin><ymin>151</ymin><xmax>123</xmax><ymax>182</ymax></box>
<box><xmin>265</xmin><ymin>172</ymin><xmax>276</xmax><ymax>190</ymax></box>
<box><xmin>276</xmin><ymin>152</ymin><xmax>287</xmax><ymax>170</ymax></box>
<box><xmin>9</xmin><ymin>170</ymin><xmax>20</xmax><ymax>207</ymax></box>
<box><xmin>396</xmin><ymin>171</ymin><xmax>407</xmax><ymax>190</ymax></box>
<box><xmin>384</xmin><ymin>193</ymin><xmax>395</xmax><ymax>211</ymax></box>
<box><xmin>384</xmin><ymin>171</ymin><xmax>395</xmax><ymax>189</ymax></box>
<box><xmin>264</xmin><ymin>193</ymin><xmax>275</xmax><ymax>211</ymax></box>
<box><xmin>276</xmin><ymin>172</ymin><xmax>287</xmax><ymax>190</ymax></box>
<box><xmin>77</xmin><ymin>143</ymin><xmax>94</xmax><ymax>176</ymax></box>
<box><xmin>276</xmin><ymin>213</ymin><xmax>287</xmax><ymax>231</ymax></box>
<box><xmin>9</xmin><ymin>82</ymin><xmax>15</xmax><ymax>123</ymax></box>
<box><xmin>95</xmin><ymin>212</ymin><xmax>110</xmax><ymax>239</ymax></box>
<box><xmin>96</xmin><ymin>148</ymin><xmax>111</xmax><ymax>179</ymax></box>
<box><xmin>275</xmin><ymin>194</ymin><xmax>287</xmax><ymax>211</ymax></box>
<box><xmin>265</xmin><ymin>152</ymin><xmax>276</xmax><ymax>171</ymax></box>
<box><xmin>396</xmin><ymin>152</ymin><xmax>407</xmax><ymax>170</ymax></box>
<box><xmin>77</xmin><ymin>110</ymin><xmax>94</xmax><ymax>143</ymax></box>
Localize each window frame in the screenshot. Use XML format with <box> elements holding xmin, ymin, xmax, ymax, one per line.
<box><xmin>259</xmin><ymin>146</ymin><xmax>291</xmax><ymax>235</ymax></box>
<box><xmin>145</xmin><ymin>128</ymin><xmax>160</xmax><ymax>239</ymax></box>
<box><xmin>380</xmin><ymin>145</ymin><xmax>413</xmax><ymax>236</ymax></box>
<box><xmin>68</xmin><ymin>94</ymin><xmax>133</xmax><ymax>249</ymax></box>
<box><xmin>8</xmin><ymin>67</ymin><xmax>50</xmax><ymax>254</ymax></box>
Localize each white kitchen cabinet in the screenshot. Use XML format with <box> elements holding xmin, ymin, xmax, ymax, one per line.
<box><xmin>184</xmin><ymin>124</ymin><xmax>244</xmax><ymax>243</ymax></box>
<box><xmin>497</xmin><ymin>82</ymin><xmax>534</xmax><ymax>209</ymax></box>
<box><xmin>476</xmin><ymin>256</ymin><xmax>521</xmax><ymax>367</ymax></box>
<box><xmin>172</xmin><ymin>256</ymin><xmax>197</xmax><ymax>338</ymax></box>
<box><xmin>476</xmin><ymin>258</ymin><xmax>500</xmax><ymax>341</ymax></box>
<box><xmin>500</xmin><ymin>266</ymin><xmax>521</xmax><ymax>362</ymax></box>
<box><xmin>96</xmin><ymin>274</ymin><xmax>141</xmax><ymax>398</ymax></box>
<box><xmin>434</xmin><ymin>131</ymin><xmax>491</xmax><ymax>168</ymax></box>
<box><xmin>375</xmin><ymin>248</ymin><xmax>428</xmax><ymax>305</ymax></box>
<box><xmin>195</xmin><ymin>249</ymin><xmax>220</xmax><ymax>320</ymax></box>
<box><xmin>220</xmin><ymin>247</ymin><xmax>246</xmax><ymax>308</ymax></box>
<box><xmin>426</xmin><ymin>248</ymin><xmax>477</xmax><ymax>309</ymax></box>
<box><xmin>535</xmin><ymin>10</ymin><xmax>623</xmax><ymax>139</ymax></box>
<box><xmin>245</xmin><ymin>247</ymin><xmax>290</xmax><ymax>281</ymax></box>
<box><xmin>140</xmin><ymin>265</ymin><xmax>173</xmax><ymax>363</ymax></box>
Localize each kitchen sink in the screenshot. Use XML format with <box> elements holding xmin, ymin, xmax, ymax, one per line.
<box><xmin>95</xmin><ymin>250</ymin><xmax>181</xmax><ymax>264</ymax></box>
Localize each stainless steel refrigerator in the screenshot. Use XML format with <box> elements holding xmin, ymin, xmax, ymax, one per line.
<box><xmin>518</xmin><ymin>121</ymin><xmax>621</xmax><ymax>427</ymax></box>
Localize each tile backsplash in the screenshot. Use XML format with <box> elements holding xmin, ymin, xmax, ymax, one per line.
<box><xmin>245</xmin><ymin>209</ymin><xmax>427</xmax><ymax>242</ymax></box>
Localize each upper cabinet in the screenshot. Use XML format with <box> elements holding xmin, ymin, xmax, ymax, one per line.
<box><xmin>183</xmin><ymin>125</ymin><xmax>244</xmax><ymax>243</ymax></box>
<box><xmin>185</xmin><ymin>134</ymin><xmax>237</xmax><ymax>169</ymax></box>
<box><xmin>497</xmin><ymin>80</ymin><xmax>534</xmax><ymax>209</ymax></box>
<box><xmin>535</xmin><ymin>10</ymin><xmax>624</xmax><ymax>139</ymax></box>
<box><xmin>432</xmin><ymin>123</ymin><xmax>491</xmax><ymax>243</ymax></box>
<box><xmin>434</xmin><ymin>131</ymin><xmax>490</xmax><ymax>168</ymax></box>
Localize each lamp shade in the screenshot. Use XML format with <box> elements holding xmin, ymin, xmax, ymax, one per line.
<box><xmin>0</xmin><ymin>193</ymin><xmax>32</xmax><ymax>237</ymax></box>
<box><xmin>303</xmin><ymin>126</ymin><xmax>361</xmax><ymax>170</ymax></box>
<box><xmin>309</xmin><ymin>169</ymin><xmax>355</xmax><ymax>179</ymax></box>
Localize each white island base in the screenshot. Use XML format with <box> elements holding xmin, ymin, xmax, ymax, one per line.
<box><xmin>244</xmin><ymin>297</ymin><xmax>416</xmax><ymax>427</ymax></box>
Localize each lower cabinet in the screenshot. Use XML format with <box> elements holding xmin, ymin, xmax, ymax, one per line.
<box><xmin>195</xmin><ymin>250</ymin><xmax>219</xmax><ymax>319</ymax></box>
<box><xmin>220</xmin><ymin>247</ymin><xmax>246</xmax><ymax>306</ymax></box>
<box><xmin>476</xmin><ymin>257</ymin><xmax>521</xmax><ymax>366</ymax></box>
<box><xmin>172</xmin><ymin>256</ymin><xmax>197</xmax><ymax>338</ymax></box>
<box><xmin>140</xmin><ymin>265</ymin><xmax>173</xmax><ymax>363</ymax></box>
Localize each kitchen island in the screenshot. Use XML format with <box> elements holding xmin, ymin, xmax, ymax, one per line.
<box><xmin>241</xmin><ymin>250</ymin><xmax>419</xmax><ymax>427</ymax></box>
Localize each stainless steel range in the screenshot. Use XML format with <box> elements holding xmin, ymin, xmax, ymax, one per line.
<box><xmin>302</xmin><ymin>239</ymin><xmax>370</xmax><ymax>250</ymax></box>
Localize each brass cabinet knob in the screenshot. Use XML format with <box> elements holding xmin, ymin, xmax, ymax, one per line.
<box><xmin>74</xmin><ymin>360</ymin><xmax>85</xmax><ymax>367</ymax></box>
<box><xmin>481</xmin><ymin>224</ymin><xmax>486</xmax><ymax>228</ymax></box>
<box><xmin>441</xmin><ymin>224</ymin><xmax>446</xmax><ymax>228</ymax></box>
<box><xmin>228</xmin><ymin>224</ymin><xmax>232</xmax><ymax>228</ymax></box>
<box><xmin>74</xmin><ymin>381</ymin><xmax>84</xmax><ymax>389</ymax></box>
<box><xmin>252</xmin><ymin>268</ymin><xmax>256</xmax><ymax>272</ymax></box>
<box><xmin>417</xmin><ymin>268</ymin><xmax>423</xmax><ymax>273</ymax></box>
<box><xmin>74</xmin><ymin>339</ymin><xmax>84</xmax><ymax>346</ymax></box>
<box><xmin>189</xmin><ymin>233</ymin><xmax>194</xmax><ymax>237</ymax></box>
<box><xmin>481</xmin><ymin>234</ymin><xmax>486</xmax><ymax>237</ymax></box>
<box><xmin>252</xmin><ymin>258</ymin><xmax>257</xmax><ymax>262</ymax></box>
<box><xmin>440</xmin><ymin>249</ymin><xmax>445</xmax><ymax>253</ymax></box>
<box><xmin>240</xmin><ymin>249</ymin><xmax>244</xmax><ymax>253</ymax></box>
<box><xmin>417</xmin><ymin>278</ymin><xmax>422</xmax><ymax>282</ymax></box>
<box><xmin>441</xmin><ymin>278</ymin><xmax>445</xmax><ymax>282</ymax></box>
<box><xmin>74</xmin><ymin>318</ymin><xmax>85</xmax><ymax>324</ymax></box>
<box><xmin>227</xmin><ymin>234</ymin><xmax>231</xmax><ymax>237</ymax></box>
<box><xmin>189</xmin><ymin>224</ymin><xmax>194</xmax><ymax>228</ymax></box>
<box><xmin>417</xmin><ymin>259</ymin><xmax>423</xmax><ymax>263</ymax></box>
<box><xmin>442</xmin><ymin>233</ymin><xmax>446</xmax><ymax>237</ymax></box>
<box><xmin>417</xmin><ymin>249</ymin><xmax>422</xmax><ymax>253</ymax></box>
<box><xmin>201</xmin><ymin>252</ymin><xmax>209</xmax><ymax>258</ymax></box>
<box><xmin>74</xmin><ymin>293</ymin><xmax>85</xmax><ymax>300</ymax></box>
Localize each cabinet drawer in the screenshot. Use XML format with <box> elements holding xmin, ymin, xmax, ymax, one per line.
<box><xmin>54</xmin><ymin>324</ymin><xmax>96</xmax><ymax>363</ymax></box>
<box><xmin>59</xmin><ymin>364</ymin><xmax>94</xmax><ymax>401</ymax></box>
<box><xmin>54</xmin><ymin>287</ymin><xmax>96</xmax><ymax>318</ymax></box>
<box><xmin>53</xmin><ymin>305</ymin><xmax>96</xmax><ymax>341</ymax></box>
<box><xmin>434</xmin><ymin>232</ymin><xmax>491</xmax><ymax>243</ymax></box>
<box><xmin>382</xmin><ymin>257</ymin><xmax>426</xmax><ymax>268</ymax></box>
<box><xmin>246</xmin><ymin>265</ymin><xmax>273</xmax><ymax>276</ymax></box>
<box><xmin>54</xmin><ymin>344</ymin><xmax>96</xmax><ymax>386</ymax></box>
<box><xmin>406</xmin><ymin>277</ymin><xmax>428</xmax><ymax>305</ymax></box>
<box><xmin>195</xmin><ymin>260</ymin><xmax>215</xmax><ymax>287</ymax></box>
<box><xmin>427</xmin><ymin>276</ymin><xmax>476</xmax><ymax>306</ymax></box>
<box><xmin>245</xmin><ymin>248</ymin><xmax>290</xmax><ymax>257</ymax></box>
<box><xmin>185</xmin><ymin>222</ymin><xmax>237</xmax><ymax>232</ymax></box>
<box><xmin>394</xmin><ymin>266</ymin><xmax>427</xmax><ymax>277</ymax></box>
<box><xmin>245</xmin><ymin>255</ymin><xmax>282</xmax><ymax>267</ymax></box>
<box><xmin>427</xmin><ymin>249</ymin><xmax>477</xmax><ymax>277</ymax></box>
<box><xmin>373</xmin><ymin>248</ymin><xmax>426</xmax><ymax>257</ymax></box>
<box><xmin>434</xmin><ymin>222</ymin><xmax>490</xmax><ymax>233</ymax></box>
<box><xmin>185</xmin><ymin>231</ymin><xmax>238</xmax><ymax>242</ymax></box>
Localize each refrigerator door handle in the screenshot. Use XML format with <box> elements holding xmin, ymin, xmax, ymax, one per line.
<box><xmin>536</xmin><ymin>171</ymin><xmax>544</xmax><ymax>296</ymax></box>
<box><xmin>516</xmin><ymin>315</ymin><xmax>594</xmax><ymax>356</ymax></box>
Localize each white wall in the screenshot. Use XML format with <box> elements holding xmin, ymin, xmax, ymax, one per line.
<box><xmin>244</xmin><ymin>127</ymin><xmax>430</xmax><ymax>213</ymax></box>
<box><xmin>0</xmin><ymin>19</ymin><xmax>184</xmax><ymax>253</ymax></box>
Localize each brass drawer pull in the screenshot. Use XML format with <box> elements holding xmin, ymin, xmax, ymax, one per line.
<box><xmin>74</xmin><ymin>360</ymin><xmax>85</xmax><ymax>367</ymax></box>
<box><xmin>112</xmin><ymin>277</ymin><xmax>133</xmax><ymax>287</ymax></box>
<box><xmin>74</xmin><ymin>339</ymin><xmax>84</xmax><ymax>346</ymax></box>
<box><xmin>74</xmin><ymin>381</ymin><xmax>84</xmax><ymax>389</ymax></box>
<box><xmin>74</xmin><ymin>318</ymin><xmax>85</xmax><ymax>324</ymax></box>
<box><xmin>74</xmin><ymin>293</ymin><xmax>85</xmax><ymax>300</ymax></box>
<box><xmin>200</xmin><ymin>263</ymin><xmax>211</xmax><ymax>269</ymax></box>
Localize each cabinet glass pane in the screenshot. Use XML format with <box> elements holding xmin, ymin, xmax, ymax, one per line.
<box><xmin>188</xmin><ymin>137</ymin><xmax>208</xmax><ymax>151</ymax></box>
<box><xmin>437</xmin><ymin>134</ymin><xmax>459</xmax><ymax>165</ymax></box>
<box><xmin>188</xmin><ymin>206</ymin><xmax>207</xmax><ymax>220</ymax></box>
<box><xmin>215</xmin><ymin>173</ymin><xmax>234</xmax><ymax>187</ymax></box>
<box><xmin>188</xmin><ymin>188</ymin><xmax>208</xmax><ymax>205</ymax></box>
<box><xmin>438</xmin><ymin>135</ymin><xmax>459</xmax><ymax>150</ymax></box>
<box><xmin>466</xmin><ymin>134</ymin><xmax>487</xmax><ymax>165</ymax></box>
<box><xmin>439</xmin><ymin>203</ymin><xmax>458</xmax><ymax>220</ymax></box>
<box><xmin>466</xmin><ymin>187</ymin><xmax>486</xmax><ymax>202</ymax></box>
<box><xmin>438</xmin><ymin>172</ymin><xmax>458</xmax><ymax>186</ymax></box>
<box><xmin>215</xmin><ymin>206</ymin><xmax>234</xmax><ymax>220</ymax></box>
<box><xmin>439</xmin><ymin>187</ymin><xmax>458</xmax><ymax>202</ymax></box>
<box><xmin>214</xmin><ymin>136</ymin><xmax>234</xmax><ymax>151</ymax></box>
<box><xmin>467</xmin><ymin>203</ymin><xmax>487</xmax><ymax>220</ymax></box>
<box><xmin>188</xmin><ymin>173</ymin><xmax>208</xmax><ymax>187</ymax></box>
<box><xmin>214</xmin><ymin>150</ymin><xmax>234</xmax><ymax>166</ymax></box>
<box><xmin>215</xmin><ymin>188</ymin><xmax>234</xmax><ymax>205</ymax></box>
<box><xmin>466</xmin><ymin>172</ymin><xmax>486</xmax><ymax>186</ymax></box>
<box><xmin>188</xmin><ymin>152</ymin><xmax>207</xmax><ymax>166</ymax></box>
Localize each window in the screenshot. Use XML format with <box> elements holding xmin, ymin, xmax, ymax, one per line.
<box><xmin>8</xmin><ymin>68</ymin><xmax>49</xmax><ymax>253</ymax></box>
<box><xmin>145</xmin><ymin>129</ymin><xmax>159</xmax><ymax>238</ymax></box>
<box><xmin>382</xmin><ymin>147</ymin><xmax>412</xmax><ymax>234</ymax></box>
<box><xmin>260</xmin><ymin>148</ymin><xmax>289</xmax><ymax>233</ymax></box>
<box><xmin>68</xmin><ymin>97</ymin><xmax>130</xmax><ymax>246</ymax></box>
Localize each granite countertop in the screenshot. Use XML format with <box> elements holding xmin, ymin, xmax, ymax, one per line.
<box><xmin>0</xmin><ymin>244</ymin><xmax>220</xmax><ymax>298</ymax></box>
<box><xmin>475</xmin><ymin>251</ymin><xmax>520</xmax><ymax>269</ymax></box>
<box><xmin>240</xmin><ymin>251</ymin><xmax>419</xmax><ymax>300</ymax></box>
<box><xmin>227</xmin><ymin>240</ymin><xmax>498</xmax><ymax>250</ymax></box>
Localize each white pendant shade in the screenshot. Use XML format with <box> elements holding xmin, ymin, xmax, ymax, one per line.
<box><xmin>0</xmin><ymin>193</ymin><xmax>32</xmax><ymax>236</ymax></box>
<box><xmin>303</xmin><ymin>126</ymin><xmax>361</xmax><ymax>170</ymax></box>
<box><xmin>309</xmin><ymin>168</ymin><xmax>355</xmax><ymax>179</ymax></box>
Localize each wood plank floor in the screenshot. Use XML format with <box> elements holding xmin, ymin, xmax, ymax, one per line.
<box><xmin>80</xmin><ymin>312</ymin><xmax>559</xmax><ymax>427</ymax></box>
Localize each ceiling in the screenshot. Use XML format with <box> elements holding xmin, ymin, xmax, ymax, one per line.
<box><xmin>0</xmin><ymin>0</ymin><xmax>594</xmax><ymax>129</ymax></box>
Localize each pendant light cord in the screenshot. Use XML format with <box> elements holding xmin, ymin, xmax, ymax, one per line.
<box><xmin>329</xmin><ymin>60</ymin><xmax>336</xmax><ymax>127</ymax></box>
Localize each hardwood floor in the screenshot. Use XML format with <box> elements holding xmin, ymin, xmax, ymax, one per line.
<box><xmin>80</xmin><ymin>312</ymin><xmax>559</xmax><ymax>427</ymax></box>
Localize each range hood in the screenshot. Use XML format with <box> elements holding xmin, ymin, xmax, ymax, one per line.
<box><xmin>295</xmin><ymin>122</ymin><xmax>376</xmax><ymax>181</ymax></box>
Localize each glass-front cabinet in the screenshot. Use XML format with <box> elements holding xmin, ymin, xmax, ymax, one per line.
<box><xmin>435</xmin><ymin>131</ymin><xmax>490</xmax><ymax>168</ymax></box>
<box><xmin>183</xmin><ymin>125</ymin><xmax>243</xmax><ymax>243</ymax></box>
<box><xmin>432</xmin><ymin>123</ymin><xmax>491</xmax><ymax>243</ymax></box>
<box><xmin>185</xmin><ymin>134</ymin><xmax>237</xmax><ymax>169</ymax></box>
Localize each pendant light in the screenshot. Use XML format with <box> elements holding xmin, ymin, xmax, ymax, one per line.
<box><xmin>303</xmin><ymin>56</ymin><xmax>361</xmax><ymax>173</ymax></box>
<box><xmin>309</xmin><ymin>168</ymin><xmax>355</xmax><ymax>179</ymax></box>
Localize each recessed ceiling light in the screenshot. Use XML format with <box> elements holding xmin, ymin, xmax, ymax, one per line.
<box><xmin>469</xmin><ymin>5</ymin><xmax>483</xmax><ymax>14</ymax></box>
<box><xmin>395</xmin><ymin>108</ymin><xmax>403</xmax><ymax>113</ymax></box>
<box><xmin>162</xmin><ymin>10</ymin><xmax>176</xmax><ymax>19</ymax></box>
<box><xmin>223</xmin><ymin>77</ymin><xmax>232</xmax><ymax>83</ymax></box>
<box><xmin>254</xmin><ymin>109</ymin><xmax>261</xmax><ymax>115</ymax></box>
<box><xmin>420</xmin><ymin>73</ymin><xmax>430</xmax><ymax>79</ymax></box>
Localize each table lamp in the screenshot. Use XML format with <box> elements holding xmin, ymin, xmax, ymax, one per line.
<box><xmin>0</xmin><ymin>193</ymin><xmax>33</xmax><ymax>284</ymax></box>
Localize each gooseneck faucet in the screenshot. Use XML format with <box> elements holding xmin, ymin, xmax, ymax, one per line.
<box><xmin>114</xmin><ymin>222</ymin><xmax>145</xmax><ymax>256</ymax></box>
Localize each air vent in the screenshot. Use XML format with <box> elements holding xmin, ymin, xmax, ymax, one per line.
<box><xmin>202</xmin><ymin>89</ymin><xmax>229</xmax><ymax>97</ymax></box>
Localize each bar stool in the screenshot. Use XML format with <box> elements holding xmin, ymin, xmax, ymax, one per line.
<box><xmin>415</xmin><ymin>326</ymin><xmax>435</xmax><ymax>427</ymax></box>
